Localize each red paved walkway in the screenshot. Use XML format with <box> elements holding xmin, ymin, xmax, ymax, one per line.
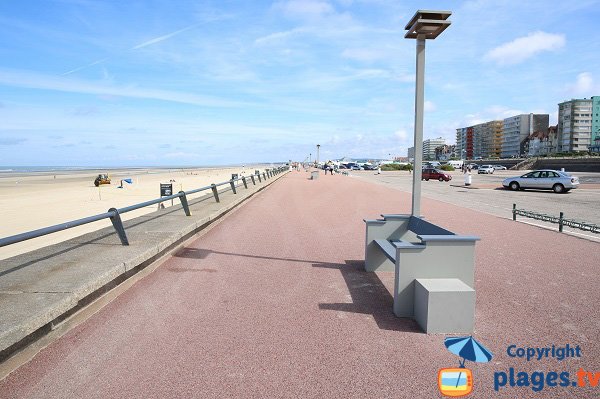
<box><xmin>1</xmin><ymin>171</ymin><xmax>598</xmax><ymax>398</ymax></box>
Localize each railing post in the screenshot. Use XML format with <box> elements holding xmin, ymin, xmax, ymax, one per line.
<box><xmin>178</xmin><ymin>191</ymin><xmax>191</xmax><ymax>216</ymax></box>
<box><xmin>559</xmin><ymin>212</ymin><xmax>564</xmax><ymax>233</ymax></box>
<box><xmin>108</xmin><ymin>208</ymin><xmax>129</xmax><ymax>245</ymax></box>
<box><xmin>230</xmin><ymin>179</ymin><xmax>237</xmax><ymax>194</ymax></box>
<box><xmin>211</xmin><ymin>184</ymin><xmax>220</xmax><ymax>203</ymax></box>
<box><xmin>263</xmin><ymin>172</ymin><xmax>267</xmax><ymax>180</ymax></box>
<box><xmin>257</xmin><ymin>173</ymin><xmax>262</xmax><ymax>183</ymax></box>
<box><xmin>242</xmin><ymin>176</ymin><xmax>248</xmax><ymax>189</ymax></box>
<box><xmin>251</xmin><ymin>175</ymin><xmax>256</xmax><ymax>185</ymax></box>
<box><xmin>512</xmin><ymin>203</ymin><xmax>516</xmax><ymax>221</ymax></box>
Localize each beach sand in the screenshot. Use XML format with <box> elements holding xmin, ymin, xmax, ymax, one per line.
<box><xmin>0</xmin><ymin>166</ymin><xmax>269</xmax><ymax>260</ymax></box>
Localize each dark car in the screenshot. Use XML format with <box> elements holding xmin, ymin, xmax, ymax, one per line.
<box><xmin>421</xmin><ymin>168</ymin><xmax>452</xmax><ymax>182</ymax></box>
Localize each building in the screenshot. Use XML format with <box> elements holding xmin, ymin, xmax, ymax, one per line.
<box><xmin>592</xmin><ymin>96</ymin><xmax>600</xmax><ymax>152</ymax></box>
<box><xmin>407</xmin><ymin>147</ymin><xmax>415</xmax><ymax>161</ymax></box>
<box><xmin>557</xmin><ymin>99</ymin><xmax>593</xmax><ymax>152</ymax></box>
<box><xmin>434</xmin><ymin>144</ymin><xmax>455</xmax><ymax>161</ymax></box>
<box><xmin>455</xmin><ymin>128</ymin><xmax>467</xmax><ymax>159</ymax></box>
<box><xmin>524</xmin><ymin>125</ymin><xmax>558</xmax><ymax>156</ymax></box>
<box><xmin>423</xmin><ymin>137</ymin><xmax>445</xmax><ymax>160</ymax></box>
<box><xmin>501</xmin><ymin>114</ymin><xmax>549</xmax><ymax>158</ymax></box>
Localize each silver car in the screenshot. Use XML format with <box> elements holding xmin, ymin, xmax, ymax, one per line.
<box><xmin>502</xmin><ymin>169</ymin><xmax>579</xmax><ymax>193</ymax></box>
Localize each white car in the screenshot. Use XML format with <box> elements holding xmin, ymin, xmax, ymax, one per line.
<box><xmin>478</xmin><ymin>165</ymin><xmax>494</xmax><ymax>174</ymax></box>
<box><xmin>493</xmin><ymin>165</ymin><xmax>507</xmax><ymax>170</ymax></box>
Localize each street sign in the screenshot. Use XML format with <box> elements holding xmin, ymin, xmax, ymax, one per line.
<box><xmin>160</xmin><ymin>183</ymin><xmax>173</xmax><ymax>197</ymax></box>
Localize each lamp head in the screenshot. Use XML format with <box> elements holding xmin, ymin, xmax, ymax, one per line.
<box><xmin>405</xmin><ymin>10</ymin><xmax>451</xmax><ymax>39</ymax></box>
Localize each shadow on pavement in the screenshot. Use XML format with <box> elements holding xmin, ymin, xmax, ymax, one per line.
<box><xmin>314</xmin><ymin>260</ymin><xmax>421</xmax><ymax>334</ymax></box>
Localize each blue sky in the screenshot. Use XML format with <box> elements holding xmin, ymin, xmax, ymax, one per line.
<box><xmin>1</xmin><ymin>0</ymin><xmax>599</xmax><ymax>166</ymax></box>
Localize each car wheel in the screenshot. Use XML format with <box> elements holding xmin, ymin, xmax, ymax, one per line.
<box><xmin>509</xmin><ymin>181</ymin><xmax>520</xmax><ymax>191</ymax></box>
<box><xmin>553</xmin><ymin>183</ymin><xmax>565</xmax><ymax>193</ymax></box>
<box><xmin>438</xmin><ymin>177</ymin><xmax>444</xmax><ymax>182</ymax></box>
<box><xmin>425</xmin><ymin>178</ymin><xmax>429</xmax><ymax>181</ymax></box>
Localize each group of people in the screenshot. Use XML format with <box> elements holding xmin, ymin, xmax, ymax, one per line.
<box><xmin>324</xmin><ymin>161</ymin><xmax>335</xmax><ymax>175</ymax></box>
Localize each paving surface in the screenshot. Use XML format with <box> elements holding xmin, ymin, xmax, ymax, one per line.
<box><xmin>0</xmin><ymin>171</ymin><xmax>285</xmax><ymax>361</ymax></box>
<box><xmin>0</xmin><ymin>170</ymin><xmax>598</xmax><ymax>398</ymax></box>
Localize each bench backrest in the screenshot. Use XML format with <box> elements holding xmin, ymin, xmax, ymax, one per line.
<box><xmin>407</xmin><ymin>216</ymin><xmax>453</xmax><ymax>236</ymax></box>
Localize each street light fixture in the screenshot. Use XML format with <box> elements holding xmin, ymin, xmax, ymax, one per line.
<box><xmin>405</xmin><ymin>10</ymin><xmax>451</xmax><ymax>217</ymax></box>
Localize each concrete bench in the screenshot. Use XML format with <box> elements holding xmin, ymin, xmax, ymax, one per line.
<box><xmin>364</xmin><ymin>214</ymin><xmax>479</xmax><ymax>321</ymax></box>
<box><xmin>414</xmin><ymin>278</ymin><xmax>475</xmax><ymax>334</ymax></box>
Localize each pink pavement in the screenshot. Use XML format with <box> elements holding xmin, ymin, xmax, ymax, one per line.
<box><xmin>1</xmin><ymin>171</ymin><xmax>598</xmax><ymax>398</ymax></box>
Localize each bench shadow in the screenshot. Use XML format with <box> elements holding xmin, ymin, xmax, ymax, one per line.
<box><xmin>173</xmin><ymin>248</ymin><xmax>420</xmax><ymax>333</ymax></box>
<box><xmin>313</xmin><ymin>260</ymin><xmax>421</xmax><ymax>333</ymax></box>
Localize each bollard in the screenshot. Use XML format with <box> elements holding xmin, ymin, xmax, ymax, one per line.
<box><xmin>512</xmin><ymin>203</ymin><xmax>516</xmax><ymax>221</ymax></box>
<box><xmin>559</xmin><ymin>212</ymin><xmax>564</xmax><ymax>232</ymax></box>
<box><xmin>242</xmin><ymin>176</ymin><xmax>248</xmax><ymax>189</ymax></box>
<box><xmin>211</xmin><ymin>184</ymin><xmax>220</xmax><ymax>203</ymax></box>
<box><xmin>230</xmin><ymin>179</ymin><xmax>237</xmax><ymax>194</ymax></box>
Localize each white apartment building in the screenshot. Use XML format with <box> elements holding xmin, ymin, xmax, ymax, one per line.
<box><xmin>558</xmin><ymin>99</ymin><xmax>593</xmax><ymax>152</ymax></box>
<box><xmin>501</xmin><ymin>114</ymin><xmax>549</xmax><ymax>158</ymax></box>
<box><xmin>423</xmin><ymin>137</ymin><xmax>445</xmax><ymax>160</ymax></box>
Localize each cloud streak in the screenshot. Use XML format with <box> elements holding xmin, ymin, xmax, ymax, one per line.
<box><xmin>485</xmin><ymin>31</ymin><xmax>565</xmax><ymax>66</ymax></box>
<box><xmin>62</xmin><ymin>24</ymin><xmax>199</xmax><ymax>75</ymax></box>
<box><xmin>0</xmin><ymin>68</ymin><xmax>249</xmax><ymax>108</ymax></box>
<box><xmin>132</xmin><ymin>24</ymin><xmax>197</xmax><ymax>50</ymax></box>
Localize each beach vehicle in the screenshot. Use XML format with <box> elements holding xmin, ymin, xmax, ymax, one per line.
<box><xmin>94</xmin><ymin>174</ymin><xmax>111</xmax><ymax>187</ymax></box>
<box><xmin>502</xmin><ymin>169</ymin><xmax>579</xmax><ymax>193</ymax></box>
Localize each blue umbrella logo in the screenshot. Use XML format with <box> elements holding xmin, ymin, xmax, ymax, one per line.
<box><xmin>445</xmin><ymin>336</ymin><xmax>493</xmax><ymax>368</ymax></box>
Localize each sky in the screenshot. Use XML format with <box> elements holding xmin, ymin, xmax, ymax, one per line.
<box><xmin>1</xmin><ymin>0</ymin><xmax>599</xmax><ymax>167</ymax></box>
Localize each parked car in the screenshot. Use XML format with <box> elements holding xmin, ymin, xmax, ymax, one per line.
<box><xmin>502</xmin><ymin>170</ymin><xmax>579</xmax><ymax>193</ymax></box>
<box><xmin>478</xmin><ymin>165</ymin><xmax>495</xmax><ymax>174</ymax></box>
<box><xmin>421</xmin><ymin>168</ymin><xmax>452</xmax><ymax>182</ymax></box>
<box><xmin>493</xmin><ymin>165</ymin><xmax>507</xmax><ymax>170</ymax></box>
<box><xmin>350</xmin><ymin>165</ymin><xmax>361</xmax><ymax>170</ymax></box>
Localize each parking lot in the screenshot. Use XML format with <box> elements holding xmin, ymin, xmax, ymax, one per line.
<box><xmin>353</xmin><ymin>169</ymin><xmax>600</xmax><ymax>242</ymax></box>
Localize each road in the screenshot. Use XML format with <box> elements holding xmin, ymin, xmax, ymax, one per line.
<box><xmin>353</xmin><ymin>169</ymin><xmax>600</xmax><ymax>241</ymax></box>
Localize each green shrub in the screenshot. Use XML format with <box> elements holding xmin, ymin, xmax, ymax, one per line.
<box><xmin>440</xmin><ymin>164</ymin><xmax>455</xmax><ymax>171</ymax></box>
<box><xmin>380</xmin><ymin>164</ymin><xmax>401</xmax><ymax>171</ymax></box>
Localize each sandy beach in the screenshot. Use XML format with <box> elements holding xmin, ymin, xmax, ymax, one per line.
<box><xmin>0</xmin><ymin>165</ymin><xmax>270</xmax><ymax>260</ymax></box>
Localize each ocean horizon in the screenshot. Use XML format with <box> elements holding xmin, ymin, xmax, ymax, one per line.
<box><xmin>0</xmin><ymin>163</ymin><xmax>278</xmax><ymax>175</ymax></box>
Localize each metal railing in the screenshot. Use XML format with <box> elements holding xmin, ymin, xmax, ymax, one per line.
<box><xmin>512</xmin><ymin>203</ymin><xmax>599</xmax><ymax>234</ymax></box>
<box><xmin>0</xmin><ymin>166</ymin><xmax>289</xmax><ymax>248</ymax></box>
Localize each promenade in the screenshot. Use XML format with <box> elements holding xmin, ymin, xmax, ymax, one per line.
<box><xmin>0</xmin><ymin>171</ymin><xmax>598</xmax><ymax>398</ymax></box>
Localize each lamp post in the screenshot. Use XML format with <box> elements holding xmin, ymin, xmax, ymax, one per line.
<box><xmin>316</xmin><ymin>144</ymin><xmax>320</xmax><ymax>166</ymax></box>
<box><xmin>405</xmin><ymin>10</ymin><xmax>451</xmax><ymax>217</ymax></box>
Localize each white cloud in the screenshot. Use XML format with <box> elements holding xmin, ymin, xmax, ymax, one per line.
<box><xmin>341</xmin><ymin>48</ymin><xmax>384</xmax><ymax>62</ymax></box>
<box><xmin>565</xmin><ymin>72</ymin><xmax>596</xmax><ymax>97</ymax></box>
<box><xmin>424</xmin><ymin>101</ymin><xmax>436</xmax><ymax>112</ymax></box>
<box><xmin>394</xmin><ymin>129</ymin><xmax>407</xmax><ymax>141</ymax></box>
<box><xmin>485</xmin><ymin>31</ymin><xmax>565</xmax><ymax>66</ymax></box>
<box><xmin>274</xmin><ymin>0</ymin><xmax>334</xmax><ymax>19</ymax></box>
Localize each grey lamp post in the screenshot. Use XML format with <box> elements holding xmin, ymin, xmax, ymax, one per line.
<box><xmin>316</xmin><ymin>144</ymin><xmax>320</xmax><ymax>165</ymax></box>
<box><xmin>405</xmin><ymin>10</ymin><xmax>451</xmax><ymax>216</ymax></box>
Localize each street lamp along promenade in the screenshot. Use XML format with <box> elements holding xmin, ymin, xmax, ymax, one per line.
<box><xmin>405</xmin><ymin>10</ymin><xmax>451</xmax><ymax>217</ymax></box>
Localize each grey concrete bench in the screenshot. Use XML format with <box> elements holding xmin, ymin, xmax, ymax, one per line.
<box><xmin>363</xmin><ymin>214</ymin><xmax>480</xmax><ymax>324</ymax></box>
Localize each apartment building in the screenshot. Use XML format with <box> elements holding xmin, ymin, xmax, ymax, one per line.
<box><xmin>558</xmin><ymin>99</ymin><xmax>593</xmax><ymax>152</ymax></box>
<box><xmin>501</xmin><ymin>114</ymin><xmax>549</xmax><ymax>158</ymax></box>
<box><xmin>593</xmin><ymin>96</ymin><xmax>600</xmax><ymax>142</ymax></box>
<box><xmin>423</xmin><ymin>137</ymin><xmax>445</xmax><ymax>160</ymax></box>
